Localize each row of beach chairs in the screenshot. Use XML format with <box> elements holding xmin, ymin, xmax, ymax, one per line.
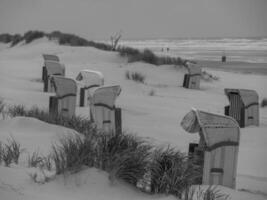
<box><xmin>184</xmin><ymin>62</ymin><xmax>259</xmax><ymax>128</ymax></box>
<box><xmin>179</xmin><ymin>62</ymin><xmax>259</xmax><ymax>189</ymax></box>
<box><xmin>41</xmin><ymin>54</ymin><xmax>260</xmax><ymax>190</ymax></box>
<box><xmin>180</xmin><ymin>86</ymin><xmax>259</xmax><ymax>189</ymax></box>
<box><xmin>42</xmin><ymin>54</ymin><xmax>122</xmax><ymax>134</ymax></box>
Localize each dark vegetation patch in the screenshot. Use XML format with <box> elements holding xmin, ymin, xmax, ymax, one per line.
<box><xmin>0</xmin><ymin>30</ymin><xmax>186</xmax><ymax>66</ymax></box>
<box><xmin>125</xmin><ymin>71</ymin><xmax>146</xmax><ymax>83</ymax></box>
<box><xmin>1</xmin><ymin>104</ymin><xmax>202</xmax><ymax>198</ymax></box>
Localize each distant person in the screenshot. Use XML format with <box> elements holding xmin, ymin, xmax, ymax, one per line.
<box><xmin>166</xmin><ymin>47</ymin><xmax>170</xmax><ymax>52</ymax></box>
<box><xmin>222</xmin><ymin>52</ymin><xmax>226</xmax><ymax>62</ymax></box>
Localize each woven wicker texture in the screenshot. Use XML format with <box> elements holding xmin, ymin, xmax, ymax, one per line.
<box><xmin>181</xmin><ymin>109</ymin><xmax>240</xmax><ymax>148</ymax></box>
<box><xmin>52</xmin><ymin>76</ymin><xmax>77</xmax><ymax>98</ymax></box>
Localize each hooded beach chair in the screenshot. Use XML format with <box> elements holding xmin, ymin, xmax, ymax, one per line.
<box><xmin>224</xmin><ymin>88</ymin><xmax>259</xmax><ymax>128</ymax></box>
<box><xmin>43</xmin><ymin>61</ymin><xmax>65</xmax><ymax>92</ymax></box>
<box><xmin>90</xmin><ymin>85</ymin><xmax>121</xmax><ymax>134</ymax></box>
<box><xmin>182</xmin><ymin>63</ymin><xmax>201</xmax><ymax>89</ymax></box>
<box><xmin>42</xmin><ymin>54</ymin><xmax>60</xmax><ymax>81</ymax></box>
<box><xmin>76</xmin><ymin>70</ymin><xmax>104</xmax><ymax>106</ymax></box>
<box><xmin>49</xmin><ymin>76</ymin><xmax>77</xmax><ymax>118</ymax></box>
<box><xmin>181</xmin><ymin>109</ymin><xmax>240</xmax><ymax>189</ymax></box>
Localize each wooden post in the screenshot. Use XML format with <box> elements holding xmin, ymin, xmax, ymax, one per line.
<box><xmin>44</xmin><ymin>78</ymin><xmax>48</xmax><ymax>92</ymax></box>
<box><xmin>188</xmin><ymin>143</ymin><xmax>204</xmax><ymax>185</ymax></box>
<box><xmin>49</xmin><ymin>96</ymin><xmax>58</xmax><ymax>116</ymax></box>
<box><xmin>183</xmin><ymin>74</ymin><xmax>189</xmax><ymax>88</ymax></box>
<box><xmin>42</xmin><ymin>66</ymin><xmax>47</xmax><ymax>81</ymax></box>
<box><xmin>80</xmin><ymin>88</ymin><xmax>85</xmax><ymax>107</ymax></box>
<box><xmin>115</xmin><ymin>107</ymin><xmax>122</xmax><ymax>135</ymax></box>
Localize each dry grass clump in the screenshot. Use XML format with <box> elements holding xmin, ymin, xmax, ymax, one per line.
<box><xmin>7</xmin><ymin>105</ymin><xmax>96</xmax><ymax>136</ymax></box>
<box><xmin>125</xmin><ymin>71</ymin><xmax>146</xmax><ymax>83</ymax></box>
<box><xmin>52</xmin><ymin>136</ymin><xmax>94</xmax><ymax>174</ymax></box>
<box><xmin>0</xmin><ymin>137</ymin><xmax>23</xmax><ymax>166</ymax></box>
<box><xmin>96</xmin><ymin>133</ymin><xmax>151</xmax><ymax>186</ymax></box>
<box><xmin>27</xmin><ymin>151</ymin><xmax>52</xmax><ymax>170</ymax></box>
<box><xmin>201</xmin><ymin>71</ymin><xmax>219</xmax><ymax>81</ymax></box>
<box><xmin>150</xmin><ymin>146</ymin><xmax>201</xmax><ymax>198</ymax></box>
<box><xmin>24</xmin><ymin>30</ymin><xmax>45</xmax><ymax>44</ymax></box>
<box><xmin>185</xmin><ymin>185</ymin><xmax>230</xmax><ymax>200</ymax></box>
<box><xmin>3</xmin><ymin>104</ymin><xmax>229</xmax><ymax>199</ymax></box>
<box><xmin>118</xmin><ymin>46</ymin><xmax>186</xmax><ymax>66</ymax></box>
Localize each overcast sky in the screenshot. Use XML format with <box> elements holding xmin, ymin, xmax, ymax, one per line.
<box><xmin>0</xmin><ymin>0</ymin><xmax>266</xmax><ymax>40</ymax></box>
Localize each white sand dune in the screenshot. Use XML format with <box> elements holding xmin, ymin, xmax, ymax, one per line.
<box><xmin>0</xmin><ymin>39</ymin><xmax>267</xmax><ymax>199</ymax></box>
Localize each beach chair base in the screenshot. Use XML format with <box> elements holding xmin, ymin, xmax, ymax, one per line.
<box><xmin>49</xmin><ymin>96</ymin><xmax>58</xmax><ymax>116</ymax></box>
<box><xmin>115</xmin><ymin>107</ymin><xmax>122</xmax><ymax>135</ymax></box>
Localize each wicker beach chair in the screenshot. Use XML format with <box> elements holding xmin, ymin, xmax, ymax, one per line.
<box><xmin>49</xmin><ymin>76</ymin><xmax>77</xmax><ymax>118</ymax></box>
<box><xmin>224</xmin><ymin>88</ymin><xmax>259</xmax><ymax>127</ymax></box>
<box><xmin>76</xmin><ymin>70</ymin><xmax>104</xmax><ymax>106</ymax></box>
<box><xmin>42</xmin><ymin>54</ymin><xmax>60</xmax><ymax>81</ymax></box>
<box><xmin>43</xmin><ymin>61</ymin><xmax>65</xmax><ymax>92</ymax></box>
<box><xmin>183</xmin><ymin>63</ymin><xmax>201</xmax><ymax>89</ymax></box>
<box><xmin>90</xmin><ymin>85</ymin><xmax>121</xmax><ymax>134</ymax></box>
<box><xmin>181</xmin><ymin>109</ymin><xmax>240</xmax><ymax>189</ymax></box>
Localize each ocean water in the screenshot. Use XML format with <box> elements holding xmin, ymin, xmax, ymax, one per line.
<box><xmin>120</xmin><ymin>38</ymin><xmax>267</xmax><ymax>64</ymax></box>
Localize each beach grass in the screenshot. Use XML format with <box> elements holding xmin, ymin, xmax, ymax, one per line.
<box><xmin>1</xmin><ymin>104</ymin><xmax>212</xmax><ymax>198</ymax></box>
<box><xmin>1</xmin><ymin>137</ymin><xmax>23</xmax><ymax>166</ymax></box>
<box><xmin>125</xmin><ymin>71</ymin><xmax>146</xmax><ymax>83</ymax></box>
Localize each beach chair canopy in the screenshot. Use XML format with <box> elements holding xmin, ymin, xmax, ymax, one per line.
<box><xmin>43</xmin><ymin>54</ymin><xmax>59</xmax><ymax>62</ymax></box>
<box><xmin>181</xmin><ymin>109</ymin><xmax>240</xmax><ymax>150</ymax></box>
<box><xmin>76</xmin><ymin>70</ymin><xmax>104</xmax><ymax>88</ymax></box>
<box><xmin>51</xmin><ymin>76</ymin><xmax>77</xmax><ymax>98</ymax></box>
<box><xmin>45</xmin><ymin>61</ymin><xmax>65</xmax><ymax>76</ymax></box>
<box><xmin>224</xmin><ymin>88</ymin><xmax>258</xmax><ymax>108</ymax></box>
<box><xmin>186</xmin><ymin>63</ymin><xmax>202</xmax><ymax>75</ymax></box>
<box><xmin>91</xmin><ymin>85</ymin><xmax>121</xmax><ymax>109</ymax></box>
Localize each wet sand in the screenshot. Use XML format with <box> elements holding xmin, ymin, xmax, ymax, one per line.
<box><xmin>196</xmin><ymin>60</ymin><xmax>267</xmax><ymax>75</ymax></box>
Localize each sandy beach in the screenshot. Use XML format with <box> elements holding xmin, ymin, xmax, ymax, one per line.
<box><xmin>197</xmin><ymin>60</ymin><xmax>267</xmax><ymax>75</ymax></box>
<box><xmin>0</xmin><ymin>39</ymin><xmax>267</xmax><ymax>200</ymax></box>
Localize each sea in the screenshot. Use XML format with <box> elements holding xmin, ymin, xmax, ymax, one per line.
<box><xmin>119</xmin><ymin>38</ymin><xmax>267</xmax><ymax>64</ymax></box>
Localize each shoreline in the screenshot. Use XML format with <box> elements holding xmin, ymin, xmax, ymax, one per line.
<box><xmin>196</xmin><ymin>60</ymin><xmax>267</xmax><ymax>75</ymax></box>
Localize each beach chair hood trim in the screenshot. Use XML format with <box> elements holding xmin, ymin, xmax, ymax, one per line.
<box><xmin>43</xmin><ymin>54</ymin><xmax>60</xmax><ymax>62</ymax></box>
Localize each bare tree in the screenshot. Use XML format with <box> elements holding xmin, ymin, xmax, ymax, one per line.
<box><xmin>110</xmin><ymin>31</ymin><xmax>122</xmax><ymax>51</ymax></box>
